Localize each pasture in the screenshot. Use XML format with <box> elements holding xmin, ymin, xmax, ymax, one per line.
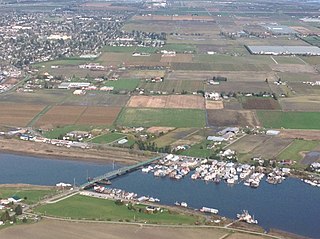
<box><xmin>153</xmin><ymin>128</ymin><xmax>197</xmax><ymax>147</ymax></box>
<box><xmin>116</xmin><ymin>108</ymin><xmax>206</xmax><ymax>128</ymax></box>
<box><xmin>127</xmin><ymin>95</ymin><xmax>205</xmax><ymax>109</ymax></box>
<box><xmin>257</xmin><ymin>111</ymin><xmax>320</xmax><ymax>130</ymax></box>
<box><xmin>277</xmin><ymin>139</ymin><xmax>320</xmax><ymax>163</ymax></box>
<box><xmin>104</xmin><ymin>79</ymin><xmax>141</xmax><ymax>91</ymax></box>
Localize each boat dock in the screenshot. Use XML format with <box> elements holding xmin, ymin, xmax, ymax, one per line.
<box><xmin>80</xmin><ymin>155</ymin><xmax>162</xmax><ymax>190</ymax></box>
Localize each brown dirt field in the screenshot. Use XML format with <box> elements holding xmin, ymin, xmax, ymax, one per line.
<box><xmin>133</xmin><ymin>15</ymin><xmax>214</xmax><ymax>22</ymax></box>
<box><xmin>36</xmin><ymin>106</ymin><xmax>87</xmax><ymax>127</ymax></box>
<box><xmin>75</xmin><ymin>106</ymin><xmax>122</xmax><ymax>126</ymax></box>
<box><xmin>242</xmin><ymin>98</ymin><xmax>280</xmax><ymax>110</ymax></box>
<box><xmin>251</xmin><ymin>137</ymin><xmax>293</xmax><ymax>159</ymax></box>
<box><xmin>160</xmin><ymin>54</ymin><xmax>193</xmax><ymax>63</ymax></box>
<box><xmin>146</xmin><ymin>126</ymin><xmax>175</xmax><ymax>134</ymax></box>
<box><xmin>0</xmin><ymin>219</ymin><xmax>232</xmax><ymax>239</ymax></box>
<box><xmin>205</xmin><ymin>100</ymin><xmax>224</xmax><ymax>109</ymax></box>
<box><xmin>279</xmin><ymin>96</ymin><xmax>320</xmax><ymax>112</ymax></box>
<box><xmin>0</xmin><ymin>103</ymin><xmax>45</xmax><ymax>127</ymax></box>
<box><xmin>280</xmin><ymin>130</ymin><xmax>320</xmax><ymax>141</ymax></box>
<box><xmin>127</xmin><ymin>95</ymin><xmax>205</xmax><ymax>109</ymax></box>
<box><xmin>271</xmin><ymin>64</ymin><xmax>316</xmax><ymax>73</ymax></box>
<box><xmin>207</xmin><ymin>109</ymin><xmax>260</xmax><ymax>127</ymax></box>
<box><xmin>166</xmin><ymin>71</ymin><xmax>274</xmax><ymax>82</ymax></box>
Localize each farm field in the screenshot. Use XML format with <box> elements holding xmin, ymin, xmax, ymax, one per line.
<box><xmin>272</xmin><ymin>56</ymin><xmax>305</xmax><ymax>64</ymax></box>
<box><xmin>116</xmin><ymin>108</ymin><xmax>206</xmax><ymax>128</ymax></box>
<box><xmin>166</xmin><ymin>71</ymin><xmax>275</xmax><ymax>82</ymax></box>
<box><xmin>207</xmin><ymin>110</ymin><xmax>260</xmax><ymax>128</ymax></box>
<box><xmin>257</xmin><ymin>111</ymin><xmax>320</xmax><ymax>130</ymax></box>
<box><xmin>279</xmin><ymin>96</ymin><xmax>320</xmax><ymax>112</ymax></box>
<box><xmin>205</xmin><ymin>82</ymin><xmax>271</xmax><ymax>94</ymax></box>
<box><xmin>277</xmin><ymin>139</ymin><xmax>320</xmax><ymax>163</ymax></box>
<box><xmin>288</xmin><ymin>82</ymin><xmax>320</xmax><ymax>95</ymax></box>
<box><xmin>241</xmin><ymin>98</ymin><xmax>281</xmax><ymax>110</ymax></box>
<box><xmin>249</xmin><ymin>137</ymin><xmax>293</xmax><ymax>160</ymax></box>
<box><xmin>36</xmin><ymin>106</ymin><xmax>121</xmax><ymax>128</ymax></box>
<box><xmin>139</xmin><ymin>80</ymin><xmax>204</xmax><ymax>93</ymax></box>
<box><xmin>103</xmin><ymin>79</ymin><xmax>141</xmax><ymax>91</ymax></box>
<box><xmin>205</xmin><ymin>100</ymin><xmax>224</xmax><ymax>109</ymax></box>
<box><xmin>62</xmin><ymin>93</ymin><xmax>130</xmax><ymax>107</ymax></box>
<box><xmin>119</xmin><ymin>70</ymin><xmax>166</xmax><ymax>79</ymax></box>
<box><xmin>153</xmin><ymin>128</ymin><xmax>197</xmax><ymax>147</ymax></box>
<box><xmin>0</xmin><ymin>103</ymin><xmax>45</xmax><ymax>127</ymax></box>
<box><xmin>98</xmin><ymin>52</ymin><xmax>162</xmax><ymax>66</ymax></box>
<box><xmin>127</xmin><ymin>95</ymin><xmax>205</xmax><ymax>109</ymax></box>
<box><xmin>171</xmin><ymin>62</ymin><xmax>271</xmax><ymax>72</ymax></box>
<box><xmin>228</xmin><ymin>135</ymin><xmax>272</xmax><ymax>154</ymax></box>
<box><xmin>75</xmin><ymin>106</ymin><xmax>122</xmax><ymax>126</ymax></box>
<box><xmin>280</xmin><ymin>129</ymin><xmax>320</xmax><ymax>141</ymax></box>
<box><xmin>35</xmin><ymin>105</ymin><xmax>87</xmax><ymax>127</ymax></box>
<box><xmin>0</xmin><ymin>219</ymin><xmax>236</xmax><ymax>239</ymax></box>
<box><xmin>35</xmin><ymin>194</ymin><xmax>198</xmax><ymax>224</ymax></box>
<box><xmin>0</xmin><ymin>90</ymin><xmax>71</xmax><ymax>105</ymax></box>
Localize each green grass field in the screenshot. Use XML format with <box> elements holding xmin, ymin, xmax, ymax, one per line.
<box><xmin>178</xmin><ymin>140</ymin><xmax>215</xmax><ymax>158</ymax></box>
<box><xmin>90</xmin><ymin>133</ymin><xmax>126</xmax><ymax>144</ymax></box>
<box><xmin>162</xmin><ymin>43</ymin><xmax>197</xmax><ymax>53</ymax></box>
<box><xmin>104</xmin><ymin>79</ymin><xmax>141</xmax><ymax>91</ymax></box>
<box><xmin>116</xmin><ymin>108</ymin><xmax>206</xmax><ymax>128</ymax></box>
<box><xmin>35</xmin><ymin>195</ymin><xmax>198</xmax><ymax>224</ymax></box>
<box><xmin>0</xmin><ymin>188</ymin><xmax>56</xmax><ymax>205</ymax></box>
<box><xmin>277</xmin><ymin>140</ymin><xmax>319</xmax><ymax>162</ymax></box>
<box><xmin>257</xmin><ymin>111</ymin><xmax>320</xmax><ymax>130</ymax></box>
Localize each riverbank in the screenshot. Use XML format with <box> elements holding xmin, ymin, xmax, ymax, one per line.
<box><xmin>0</xmin><ymin>139</ymin><xmax>153</xmax><ymax>165</ymax></box>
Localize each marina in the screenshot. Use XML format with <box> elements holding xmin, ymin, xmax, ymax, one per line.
<box><xmin>0</xmin><ymin>153</ymin><xmax>320</xmax><ymax>238</ymax></box>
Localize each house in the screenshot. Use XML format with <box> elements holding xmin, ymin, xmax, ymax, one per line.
<box><xmin>100</xmin><ymin>86</ymin><xmax>114</xmax><ymax>91</ymax></box>
<box><xmin>117</xmin><ymin>139</ymin><xmax>128</xmax><ymax>144</ymax></box>
<box><xmin>8</xmin><ymin>196</ymin><xmax>23</xmax><ymax>203</ymax></box>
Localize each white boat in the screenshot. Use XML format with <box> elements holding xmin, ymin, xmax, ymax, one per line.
<box><xmin>237</xmin><ymin>210</ymin><xmax>258</xmax><ymax>224</ymax></box>
<box><xmin>200</xmin><ymin>207</ymin><xmax>219</xmax><ymax>214</ymax></box>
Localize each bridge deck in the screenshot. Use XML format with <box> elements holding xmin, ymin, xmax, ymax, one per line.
<box><xmin>80</xmin><ymin>156</ymin><xmax>162</xmax><ymax>189</ymax></box>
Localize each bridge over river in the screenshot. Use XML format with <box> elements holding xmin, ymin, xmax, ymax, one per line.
<box><xmin>80</xmin><ymin>155</ymin><xmax>162</xmax><ymax>189</ymax></box>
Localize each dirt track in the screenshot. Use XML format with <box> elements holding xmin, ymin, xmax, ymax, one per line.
<box><xmin>0</xmin><ymin>219</ymin><xmax>265</xmax><ymax>239</ymax></box>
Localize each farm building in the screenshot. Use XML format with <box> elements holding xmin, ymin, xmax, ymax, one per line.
<box><xmin>266</xmin><ymin>130</ymin><xmax>280</xmax><ymax>136</ymax></box>
<box><xmin>246</xmin><ymin>45</ymin><xmax>320</xmax><ymax>56</ymax></box>
<box><xmin>207</xmin><ymin>136</ymin><xmax>226</xmax><ymax>142</ymax></box>
<box><xmin>58</xmin><ymin>82</ymin><xmax>90</xmax><ymax>89</ymax></box>
<box><xmin>218</xmin><ymin>127</ymin><xmax>240</xmax><ymax>135</ymax></box>
<box><xmin>73</xmin><ymin>89</ymin><xmax>86</xmax><ymax>95</ymax></box>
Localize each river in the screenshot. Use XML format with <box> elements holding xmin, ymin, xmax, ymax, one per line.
<box><xmin>0</xmin><ymin>153</ymin><xmax>319</xmax><ymax>239</ymax></box>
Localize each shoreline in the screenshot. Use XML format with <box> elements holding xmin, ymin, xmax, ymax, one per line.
<box><xmin>0</xmin><ymin>139</ymin><xmax>153</xmax><ymax>165</ymax></box>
